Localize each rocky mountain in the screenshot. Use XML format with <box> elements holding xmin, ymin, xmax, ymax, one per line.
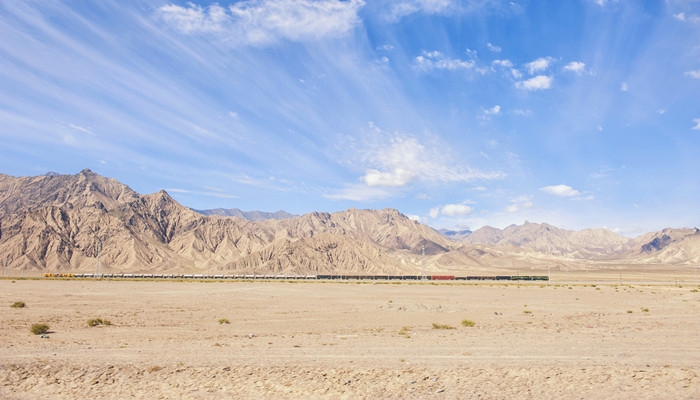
<box><xmin>1</xmin><ymin>170</ymin><xmax>698</xmax><ymax>274</ymax></box>
<box><xmin>193</xmin><ymin>208</ymin><xmax>297</xmax><ymax>221</ymax></box>
<box><xmin>0</xmin><ymin>170</ymin><xmax>451</xmax><ymax>274</ymax></box>
<box><xmin>459</xmin><ymin>222</ymin><xmax>635</xmax><ymax>258</ymax></box>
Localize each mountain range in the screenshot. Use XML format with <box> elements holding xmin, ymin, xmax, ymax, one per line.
<box><xmin>0</xmin><ymin>170</ymin><xmax>698</xmax><ymax>274</ymax></box>
<box><xmin>192</xmin><ymin>208</ymin><xmax>297</xmax><ymax>221</ymax></box>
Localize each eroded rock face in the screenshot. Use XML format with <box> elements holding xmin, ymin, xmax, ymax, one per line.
<box><xmin>0</xmin><ymin>171</ymin><xmax>451</xmax><ymax>274</ymax></box>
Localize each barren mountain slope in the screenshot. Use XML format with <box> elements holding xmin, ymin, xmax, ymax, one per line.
<box><xmin>224</xmin><ymin>233</ymin><xmax>408</xmax><ymax>275</ymax></box>
<box><xmin>0</xmin><ymin>171</ymin><xmax>450</xmax><ymax>274</ymax></box>
<box><xmin>462</xmin><ymin>222</ymin><xmax>631</xmax><ymax>257</ymax></box>
<box><xmin>269</xmin><ymin>208</ymin><xmax>452</xmax><ymax>254</ymax></box>
<box><xmin>0</xmin><ymin>169</ymin><xmax>139</xmax><ymax>216</ymax></box>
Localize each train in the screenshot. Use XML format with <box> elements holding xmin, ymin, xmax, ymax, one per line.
<box><xmin>43</xmin><ymin>273</ymin><xmax>549</xmax><ymax>281</ymax></box>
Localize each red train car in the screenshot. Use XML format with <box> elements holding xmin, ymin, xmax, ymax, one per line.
<box><xmin>431</xmin><ymin>275</ymin><xmax>455</xmax><ymax>280</ymax></box>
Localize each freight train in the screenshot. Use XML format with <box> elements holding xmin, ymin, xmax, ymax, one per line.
<box><xmin>44</xmin><ymin>273</ymin><xmax>549</xmax><ymax>281</ymax></box>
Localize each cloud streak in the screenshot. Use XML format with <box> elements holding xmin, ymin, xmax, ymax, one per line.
<box><xmin>158</xmin><ymin>0</ymin><xmax>364</xmax><ymax>46</ymax></box>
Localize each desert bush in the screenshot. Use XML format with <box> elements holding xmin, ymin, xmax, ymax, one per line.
<box><xmin>641</xmin><ymin>308</ymin><xmax>649</xmax><ymax>312</ymax></box>
<box><xmin>461</xmin><ymin>319</ymin><xmax>476</xmax><ymax>327</ymax></box>
<box><xmin>218</xmin><ymin>318</ymin><xmax>230</xmax><ymax>324</ymax></box>
<box><xmin>87</xmin><ymin>318</ymin><xmax>104</xmax><ymax>327</ymax></box>
<box><xmin>431</xmin><ymin>323</ymin><xmax>456</xmax><ymax>330</ymax></box>
<box><xmin>627</xmin><ymin>310</ymin><xmax>633</xmax><ymax>314</ymax></box>
<box><xmin>10</xmin><ymin>301</ymin><xmax>25</xmax><ymax>308</ymax></box>
<box><xmin>30</xmin><ymin>323</ymin><xmax>49</xmax><ymax>335</ymax></box>
<box><xmin>398</xmin><ymin>326</ymin><xmax>411</xmax><ymax>336</ymax></box>
<box><xmin>523</xmin><ymin>310</ymin><xmax>532</xmax><ymax>314</ymax></box>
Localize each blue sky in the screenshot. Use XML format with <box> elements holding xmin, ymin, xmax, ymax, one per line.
<box><xmin>1</xmin><ymin>0</ymin><xmax>699</xmax><ymax>236</ymax></box>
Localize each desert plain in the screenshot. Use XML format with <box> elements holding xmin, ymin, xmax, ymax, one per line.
<box><xmin>1</xmin><ymin>276</ymin><xmax>698</xmax><ymax>399</ymax></box>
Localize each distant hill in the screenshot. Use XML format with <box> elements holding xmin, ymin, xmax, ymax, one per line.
<box><xmin>444</xmin><ymin>221</ymin><xmax>700</xmax><ymax>261</ymax></box>
<box><xmin>193</xmin><ymin>208</ymin><xmax>297</xmax><ymax>221</ymax></box>
<box><xmin>435</xmin><ymin>228</ymin><xmax>472</xmax><ymax>241</ymax></box>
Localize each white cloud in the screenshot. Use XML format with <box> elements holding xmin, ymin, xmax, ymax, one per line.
<box><xmin>362</xmin><ymin>167</ymin><xmax>416</xmax><ymax>187</ymax></box>
<box><xmin>525</xmin><ymin>57</ymin><xmax>554</xmax><ymax>74</ymax></box>
<box><xmin>483</xmin><ymin>105</ymin><xmax>501</xmax><ymax>115</ymax></box>
<box><xmin>486</xmin><ymin>42</ymin><xmax>501</xmax><ymax>52</ymax></box>
<box><xmin>378</xmin><ymin>44</ymin><xmax>394</xmax><ymax>51</ymax></box>
<box><xmin>355</xmin><ymin>127</ymin><xmax>504</xmax><ymax>188</ymax></box>
<box><xmin>415</xmin><ymin>50</ymin><xmax>476</xmax><ymax>72</ymax></box>
<box><xmin>158</xmin><ymin>0</ymin><xmax>364</xmax><ymax>46</ymax></box>
<box><xmin>673</xmin><ymin>12</ymin><xmax>699</xmax><ymax>23</ymax></box>
<box><xmin>228</xmin><ymin>111</ymin><xmax>239</xmax><ymax>119</ymax></box>
<box><xmin>505</xmin><ymin>204</ymin><xmax>520</xmax><ymax>213</ymax></box>
<box><xmin>429</xmin><ymin>207</ymin><xmax>441</xmax><ymax>218</ymax></box>
<box><xmin>441</xmin><ymin>204</ymin><xmax>474</xmax><ymax>216</ymax></box>
<box><xmin>540</xmin><ymin>184</ymin><xmax>580</xmax><ymax>197</ymax></box>
<box><xmin>407</xmin><ymin>214</ymin><xmax>423</xmax><ymax>222</ymax></box>
<box><xmin>516</xmin><ymin>75</ymin><xmax>552</xmax><ymax>90</ymax></box>
<box><xmin>685</xmin><ymin>70</ymin><xmax>700</xmax><ymax>79</ymax></box>
<box><xmin>693</xmin><ymin>118</ymin><xmax>700</xmax><ymax>130</ymax></box>
<box><xmin>563</xmin><ymin>61</ymin><xmax>586</xmax><ymax>74</ymax></box>
<box><xmin>620</xmin><ymin>82</ymin><xmax>628</xmax><ymax>92</ymax></box>
<box><xmin>491</xmin><ymin>59</ymin><xmax>513</xmax><ymax>68</ymax></box>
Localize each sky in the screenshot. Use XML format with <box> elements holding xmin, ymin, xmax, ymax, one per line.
<box><xmin>1</xmin><ymin>0</ymin><xmax>699</xmax><ymax>236</ymax></box>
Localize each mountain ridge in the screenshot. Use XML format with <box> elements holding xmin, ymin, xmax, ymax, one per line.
<box><xmin>0</xmin><ymin>170</ymin><xmax>697</xmax><ymax>274</ymax></box>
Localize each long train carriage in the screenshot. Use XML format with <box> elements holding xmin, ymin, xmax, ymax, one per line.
<box><xmin>44</xmin><ymin>273</ymin><xmax>548</xmax><ymax>281</ymax></box>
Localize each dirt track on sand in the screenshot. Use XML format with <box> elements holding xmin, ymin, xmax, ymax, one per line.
<box><xmin>1</xmin><ymin>279</ymin><xmax>698</xmax><ymax>399</ymax></box>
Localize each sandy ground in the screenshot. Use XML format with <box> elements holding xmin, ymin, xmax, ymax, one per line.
<box><xmin>1</xmin><ymin>278</ymin><xmax>698</xmax><ymax>399</ymax></box>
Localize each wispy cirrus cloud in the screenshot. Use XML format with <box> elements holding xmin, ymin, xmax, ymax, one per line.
<box><xmin>165</xmin><ymin>188</ymin><xmax>239</xmax><ymax>199</ymax></box>
<box><xmin>158</xmin><ymin>0</ymin><xmax>364</xmax><ymax>46</ymax></box>
<box><xmin>324</xmin><ymin>184</ymin><xmax>392</xmax><ymax>201</ymax></box>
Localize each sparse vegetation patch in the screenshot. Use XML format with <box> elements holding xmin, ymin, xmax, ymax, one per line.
<box><xmin>10</xmin><ymin>301</ymin><xmax>25</xmax><ymax>308</ymax></box>
<box><xmin>432</xmin><ymin>323</ymin><xmax>456</xmax><ymax>330</ymax></box>
<box><xmin>87</xmin><ymin>318</ymin><xmax>111</xmax><ymax>327</ymax></box>
<box><xmin>218</xmin><ymin>318</ymin><xmax>230</xmax><ymax>324</ymax></box>
<box><xmin>30</xmin><ymin>323</ymin><xmax>49</xmax><ymax>335</ymax></box>
<box><xmin>461</xmin><ymin>319</ymin><xmax>476</xmax><ymax>327</ymax></box>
